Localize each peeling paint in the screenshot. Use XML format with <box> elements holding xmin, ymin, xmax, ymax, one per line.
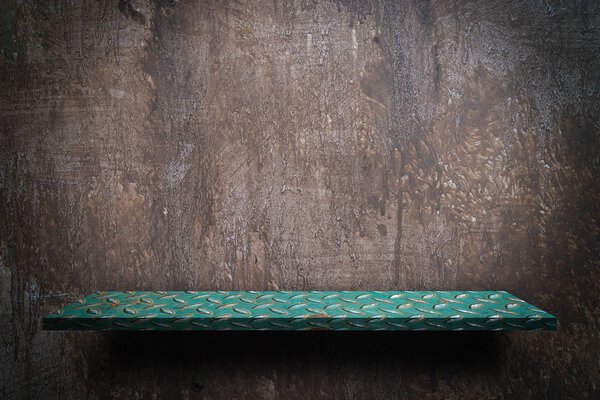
<box><xmin>1</xmin><ymin>0</ymin><xmax>599</xmax><ymax>399</ymax></box>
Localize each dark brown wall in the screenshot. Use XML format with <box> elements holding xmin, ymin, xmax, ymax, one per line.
<box><xmin>1</xmin><ymin>0</ymin><xmax>599</xmax><ymax>399</ymax></box>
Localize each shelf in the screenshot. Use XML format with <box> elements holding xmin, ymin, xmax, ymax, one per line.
<box><xmin>43</xmin><ymin>291</ymin><xmax>557</xmax><ymax>331</ymax></box>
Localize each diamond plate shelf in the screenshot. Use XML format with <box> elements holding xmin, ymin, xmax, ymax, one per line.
<box><xmin>43</xmin><ymin>291</ymin><xmax>557</xmax><ymax>331</ymax></box>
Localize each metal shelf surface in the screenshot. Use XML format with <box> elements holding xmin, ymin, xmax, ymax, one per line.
<box><xmin>43</xmin><ymin>291</ymin><xmax>557</xmax><ymax>331</ymax></box>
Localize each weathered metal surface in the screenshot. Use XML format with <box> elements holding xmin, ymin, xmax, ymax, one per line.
<box><xmin>1</xmin><ymin>0</ymin><xmax>599</xmax><ymax>398</ymax></box>
<box><xmin>44</xmin><ymin>291</ymin><xmax>557</xmax><ymax>331</ymax></box>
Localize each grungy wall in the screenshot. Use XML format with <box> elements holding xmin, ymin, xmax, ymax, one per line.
<box><xmin>1</xmin><ymin>0</ymin><xmax>599</xmax><ymax>399</ymax></box>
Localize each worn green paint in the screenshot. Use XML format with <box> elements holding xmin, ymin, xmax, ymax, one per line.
<box><xmin>43</xmin><ymin>291</ymin><xmax>557</xmax><ymax>331</ymax></box>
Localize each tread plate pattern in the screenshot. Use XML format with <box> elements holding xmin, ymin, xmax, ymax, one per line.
<box><xmin>43</xmin><ymin>291</ymin><xmax>557</xmax><ymax>331</ymax></box>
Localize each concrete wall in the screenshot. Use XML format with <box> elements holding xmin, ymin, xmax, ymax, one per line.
<box><xmin>1</xmin><ymin>0</ymin><xmax>599</xmax><ymax>398</ymax></box>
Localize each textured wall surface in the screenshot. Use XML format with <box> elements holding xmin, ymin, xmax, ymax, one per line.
<box><xmin>1</xmin><ymin>0</ymin><xmax>599</xmax><ymax>398</ymax></box>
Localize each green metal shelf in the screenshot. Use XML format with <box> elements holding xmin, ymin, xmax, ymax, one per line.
<box><xmin>43</xmin><ymin>291</ymin><xmax>556</xmax><ymax>331</ymax></box>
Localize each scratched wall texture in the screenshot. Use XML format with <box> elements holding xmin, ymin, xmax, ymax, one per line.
<box><xmin>1</xmin><ymin>0</ymin><xmax>599</xmax><ymax>399</ymax></box>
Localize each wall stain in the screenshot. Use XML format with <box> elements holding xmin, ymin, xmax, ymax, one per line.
<box><xmin>0</xmin><ymin>0</ymin><xmax>599</xmax><ymax>399</ymax></box>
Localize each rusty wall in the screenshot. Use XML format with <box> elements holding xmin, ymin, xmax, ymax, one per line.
<box><xmin>1</xmin><ymin>0</ymin><xmax>599</xmax><ymax>398</ymax></box>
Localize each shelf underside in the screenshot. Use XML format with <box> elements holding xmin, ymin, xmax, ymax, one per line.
<box><xmin>43</xmin><ymin>291</ymin><xmax>557</xmax><ymax>331</ymax></box>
